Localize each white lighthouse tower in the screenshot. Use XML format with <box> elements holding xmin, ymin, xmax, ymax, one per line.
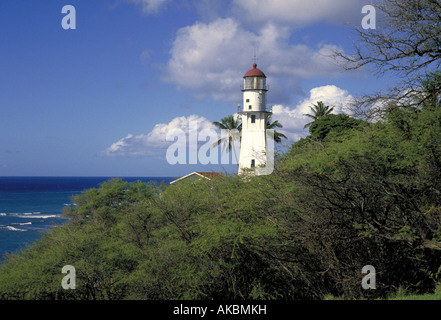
<box><xmin>238</xmin><ymin>63</ymin><xmax>272</xmax><ymax>175</ymax></box>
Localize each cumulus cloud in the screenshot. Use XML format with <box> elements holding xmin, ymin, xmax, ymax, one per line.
<box><xmin>104</xmin><ymin>86</ymin><xmax>354</xmax><ymax>157</ymax></box>
<box><xmin>271</xmin><ymin>85</ymin><xmax>354</xmax><ymax>141</ymax></box>
<box><xmin>164</xmin><ymin>18</ymin><xmax>347</xmax><ymax>103</ymax></box>
<box><xmin>164</xmin><ymin>18</ymin><xmax>251</xmax><ymax>101</ymax></box>
<box><xmin>104</xmin><ymin>115</ymin><xmax>215</xmax><ymax>157</ymax></box>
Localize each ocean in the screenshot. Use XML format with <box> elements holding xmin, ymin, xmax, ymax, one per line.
<box><xmin>0</xmin><ymin>176</ymin><xmax>174</xmax><ymax>261</ymax></box>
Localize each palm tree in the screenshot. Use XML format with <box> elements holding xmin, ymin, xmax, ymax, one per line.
<box><xmin>211</xmin><ymin>114</ymin><xmax>287</xmax><ymax>164</ymax></box>
<box><xmin>212</xmin><ymin>115</ymin><xmax>242</xmax><ymax>164</ymax></box>
<box><xmin>303</xmin><ymin>101</ymin><xmax>334</xmax><ymax>129</ymax></box>
<box><xmin>266</xmin><ymin>117</ymin><xmax>287</xmax><ymax>143</ymax></box>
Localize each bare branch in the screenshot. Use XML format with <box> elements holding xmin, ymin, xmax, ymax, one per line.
<box><xmin>332</xmin><ymin>0</ymin><xmax>441</xmax><ymax>117</ymax></box>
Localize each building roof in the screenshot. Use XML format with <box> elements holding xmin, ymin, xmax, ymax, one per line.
<box><xmin>169</xmin><ymin>172</ymin><xmax>224</xmax><ymax>185</ymax></box>
<box><xmin>196</xmin><ymin>172</ymin><xmax>224</xmax><ymax>179</ymax></box>
<box><xmin>244</xmin><ymin>63</ymin><xmax>266</xmax><ymax>78</ymax></box>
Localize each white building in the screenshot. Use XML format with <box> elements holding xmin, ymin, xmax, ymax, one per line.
<box><xmin>238</xmin><ymin>63</ymin><xmax>272</xmax><ymax>175</ymax></box>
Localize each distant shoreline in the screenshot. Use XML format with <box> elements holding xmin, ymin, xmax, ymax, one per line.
<box><xmin>0</xmin><ymin>177</ymin><xmax>175</xmax><ymax>258</ymax></box>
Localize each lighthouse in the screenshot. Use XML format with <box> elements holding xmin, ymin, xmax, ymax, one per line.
<box><xmin>238</xmin><ymin>63</ymin><xmax>272</xmax><ymax>175</ymax></box>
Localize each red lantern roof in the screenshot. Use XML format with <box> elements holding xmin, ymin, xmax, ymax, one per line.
<box><xmin>244</xmin><ymin>63</ymin><xmax>266</xmax><ymax>78</ymax></box>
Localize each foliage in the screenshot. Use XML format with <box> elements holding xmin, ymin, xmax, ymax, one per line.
<box><xmin>307</xmin><ymin>113</ymin><xmax>366</xmax><ymax>141</ymax></box>
<box><xmin>212</xmin><ymin>114</ymin><xmax>287</xmax><ymax>147</ymax></box>
<box><xmin>303</xmin><ymin>101</ymin><xmax>335</xmax><ymax>129</ymax></box>
<box><xmin>2</xmin><ymin>103</ymin><xmax>441</xmax><ymax>300</ymax></box>
<box><xmin>266</xmin><ymin>117</ymin><xmax>288</xmax><ymax>143</ymax></box>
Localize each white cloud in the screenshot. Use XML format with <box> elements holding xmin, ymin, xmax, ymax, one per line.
<box><xmin>104</xmin><ymin>114</ymin><xmax>215</xmax><ymax>157</ymax></box>
<box><xmin>128</xmin><ymin>0</ymin><xmax>169</xmax><ymax>14</ymax></box>
<box><xmin>164</xmin><ymin>18</ymin><xmax>347</xmax><ymax>103</ymax></box>
<box><xmin>104</xmin><ymin>86</ymin><xmax>354</xmax><ymax>157</ymax></box>
<box><xmin>164</xmin><ymin>18</ymin><xmax>251</xmax><ymax>101</ymax></box>
<box><xmin>232</xmin><ymin>0</ymin><xmax>365</xmax><ymax>26</ymax></box>
<box><xmin>271</xmin><ymin>85</ymin><xmax>354</xmax><ymax>141</ymax></box>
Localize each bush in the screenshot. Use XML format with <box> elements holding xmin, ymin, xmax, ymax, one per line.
<box><xmin>1</xmin><ymin>107</ymin><xmax>441</xmax><ymax>300</ymax></box>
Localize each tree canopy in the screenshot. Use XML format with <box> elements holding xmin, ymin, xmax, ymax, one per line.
<box><xmin>303</xmin><ymin>101</ymin><xmax>335</xmax><ymax>129</ymax></box>
<box><xmin>2</xmin><ymin>99</ymin><xmax>441</xmax><ymax>299</ymax></box>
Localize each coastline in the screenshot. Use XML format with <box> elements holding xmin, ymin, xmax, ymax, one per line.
<box><xmin>0</xmin><ymin>176</ymin><xmax>175</xmax><ymax>259</ymax></box>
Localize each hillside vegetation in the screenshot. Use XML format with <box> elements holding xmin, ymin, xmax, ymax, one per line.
<box><xmin>1</xmin><ymin>99</ymin><xmax>441</xmax><ymax>299</ymax></box>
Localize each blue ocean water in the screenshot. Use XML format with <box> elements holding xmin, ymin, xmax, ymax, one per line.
<box><xmin>0</xmin><ymin>176</ymin><xmax>174</xmax><ymax>261</ymax></box>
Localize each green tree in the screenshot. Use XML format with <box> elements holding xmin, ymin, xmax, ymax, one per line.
<box><xmin>212</xmin><ymin>114</ymin><xmax>287</xmax><ymax>164</ymax></box>
<box><xmin>420</xmin><ymin>71</ymin><xmax>441</xmax><ymax>109</ymax></box>
<box><xmin>3</xmin><ymin>102</ymin><xmax>441</xmax><ymax>300</ymax></box>
<box><xmin>308</xmin><ymin>113</ymin><xmax>366</xmax><ymax>141</ymax></box>
<box><xmin>280</xmin><ymin>105</ymin><xmax>441</xmax><ymax>298</ymax></box>
<box><xmin>212</xmin><ymin>115</ymin><xmax>242</xmax><ymax>163</ymax></box>
<box><xmin>303</xmin><ymin>101</ymin><xmax>334</xmax><ymax>129</ymax></box>
<box><xmin>266</xmin><ymin>116</ymin><xmax>288</xmax><ymax>143</ymax></box>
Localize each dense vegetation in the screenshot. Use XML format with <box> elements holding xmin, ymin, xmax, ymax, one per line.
<box><xmin>1</xmin><ymin>93</ymin><xmax>441</xmax><ymax>299</ymax></box>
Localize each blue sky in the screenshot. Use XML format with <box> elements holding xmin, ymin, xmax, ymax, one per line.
<box><xmin>0</xmin><ymin>0</ymin><xmax>391</xmax><ymax>177</ymax></box>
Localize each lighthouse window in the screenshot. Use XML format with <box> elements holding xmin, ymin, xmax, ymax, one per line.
<box><xmin>251</xmin><ymin>159</ymin><xmax>255</xmax><ymax>168</ymax></box>
<box><xmin>244</xmin><ymin>78</ymin><xmax>253</xmax><ymax>89</ymax></box>
<box><xmin>251</xmin><ymin>115</ymin><xmax>256</xmax><ymax>123</ymax></box>
<box><xmin>249</xmin><ymin>105</ymin><xmax>252</xmax><ymax>110</ymax></box>
<box><xmin>246</xmin><ymin>99</ymin><xmax>250</xmax><ymax>103</ymax></box>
